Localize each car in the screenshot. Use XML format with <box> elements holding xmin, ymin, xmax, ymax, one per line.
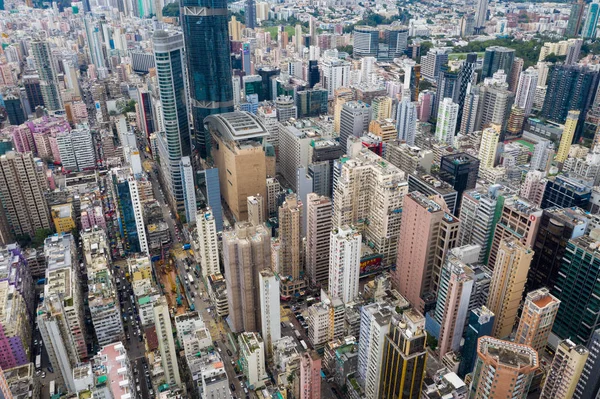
<box><xmin>136</xmin><ymin>385</ymin><xmax>141</xmax><ymax>392</ymax></box>
<box><xmin>41</xmin><ymin>372</ymin><xmax>46</xmax><ymax>378</ymax></box>
<box><xmin>230</xmin><ymin>383</ymin><xmax>236</xmax><ymax>392</ymax></box>
<box><xmin>126</xmin><ymin>334</ymin><xmax>130</xmax><ymax>340</ymax></box>
<box><xmin>218</xmin><ymin>347</ymin><xmax>222</xmax><ymax>352</ymax></box>
<box><xmin>47</xmin><ymin>367</ymin><xmax>53</xmax><ymax>373</ymax></box>
<box><xmin>227</xmin><ymin>349</ymin><xmax>232</xmax><ymax>356</ymax></box>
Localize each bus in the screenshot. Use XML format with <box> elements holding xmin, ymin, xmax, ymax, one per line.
<box><xmin>35</xmin><ymin>354</ymin><xmax>41</xmax><ymax>370</ymax></box>
<box><xmin>187</xmin><ymin>273</ymin><xmax>194</xmax><ymax>284</ymax></box>
<box><xmin>49</xmin><ymin>380</ymin><xmax>56</xmax><ymax>397</ymax></box>
<box><xmin>294</xmin><ymin>330</ymin><xmax>301</xmax><ymax>339</ymax></box>
<box><xmin>300</xmin><ymin>340</ymin><xmax>308</xmax><ymax>350</ymax></box>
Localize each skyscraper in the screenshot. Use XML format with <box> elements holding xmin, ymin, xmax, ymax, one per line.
<box><xmin>305</xmin><ymin>194</ymin><xmax>332</xmax><ymax>286</ymax></box>
<box><xmin>541</xmin><ymin>339</ymin><xmax>588</xmax><ymax>399</ymax></box>
<box><xmin>435</xmin><ymin>98</ymin><xmax>459</xmax><ymax>145</ymax></box>
<box><xmin>245</xmin><ymin>0</ymin><xmax>256</xmax><ymax>29</ymax></box>
<box><xmin>474</xmin><ymin>0</ymin><xmax>489</xmax><ymax>32</ymax></box>
<box><xmin>0</xmin><ymin>151</ymin><xmax>51</xmax><ymax>238</ymax></box>
<box><xmin>478</xmin><ymin>126</ymin><xmax>500</xmax><ymax>170</ymax></box>
<box><xmin>153</xmin><ymin>297</ymin><xmax>181</xmax><ymax>387</ymax></box>
<box><xmin>153</xmin><ymin>31</ymin><xmax>192</xmax><ymax>213</ymax></box>
<box><xmin>259</xmin><ymin>270</ymin><xmax>281</xmax><ymax>355</ymax></box>
<box><xmin>458</xmin><ymin>307</ymin><xmax>494</xmax><ymax>378</ymax></box>
<box><xmin>395</xmin><ymin>98</ymin><xmax>417</xmax><ymax>145</ymax></box>
<box><xmin>515</xmin><ymin>288</ymin><xmax>560</xmax><ymax>353</ymax></box>
<box><xmin>223</xmin><ymin>222</ymin><xmax>270</xmax><ymax>333</ymax></box>
<box><xmin>277</xmin><ymin>194</ymin><xmax>303</xmax><ymax>294</ymax></box>
<box><xmin>582</xmin><ymin>0</ymin><xmax>600</xmax><ymax>39</ymax></box>
<box><xmin>181</xmin><ymin>0</ymin><xmax>234</xmax><ymax>158</ymax></box>
<box><xmin>379</xmin><ymin>310</ymin><xmax>428</xmax><ymax>398</ymax></box>
<box><xmin>196</xmin><ymin>207</ymin><xmax>220</xmax><ymax>278</ymax></box>
<box><xmin>205</xmin><ymin>112</ymin><xmax>268</xmax><ymax>222</ymax></box>
<box><xmin>353</xmin><ymin>26</ymin><xmax>379</xmax><ymax>58</ymax></box>
<box><xmin>456</xmin><ymin>53</ymin><xmax>477</xmax><ymax>128</ymax></box>
<box><xmin>470</xmin><ymin>337</ymin><xmax>538</xmax><ymax>398</ymax></box>
<box><xmin>329</xmin><ymin>226</ymin><xmax>361</xmax><ymax>304</ymax></box>
<box><xmin>487</xmin><ymin>238</ymin><xmax>533</xmax><ymax>338</ymax></box>
<box><xmin>542</xmin><ymin>65</ymin><xmax>599</xmax><ymax>136</ymax></box>
<box><xmin>31</xmin><ymin>40</ymin><xmax>63</xmax><ymax>112</ymax></box>
<box><xmin>439</xmin><ymin>153</ymin><xmax>480</xmax><ymax>213</ymax></box>
<box><xmin>566</xmin><ymin>0</ymin><xmax>586</xmax><ymax>37</ymax></box>
<box><xmin>552</xmin><ymin>233</ymin><xmax>600</xmax><ymax>345</ymax></box>
<box><xmin>434</xmin><ymin>255</ymin><xmax>474</xmax><ymax>358</ymax></box>
<box><xmin>555</xmin><ymin>110</ymin><xmax>580</xmax><ymax>163</ymax></box>
<box><xmin>457</xmin><ymin>189</ymin><xmax>500</xmax><ymax>264</ymax></box>
<box><xmin>527</xmin><ymin>207</ymin><xmax>589</xmax><ymax>296</ymax></box>
<box><xmin>515</xmin><ymin>66</ymin><xmax>539</xmax><ymax>115</ymax></box>
<box><xmin>574</xmin><ymin>328</ymin><xmax>600</xmax><ymax>399</ymax></box>
<box><xmin>481</xmin><ymin>46</ymin><xmax>515</xmax><ymax>80</ymax></box>
<box><xmin>339</xmin><ymin>101</ymin><xmax>370</xmax><ymax>151</ymax></box>
<box><xmin>393</xmin><ymin>192</ymin><xmax>460</xmax><ymax>312</ymax></box>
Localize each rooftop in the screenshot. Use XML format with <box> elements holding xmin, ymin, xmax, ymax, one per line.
<box><xmin>204</xmin><ymin>111</ymin><xmax>268</xmax><ymax>143</ymax></box>
<box><xmin>479</xmin><ymin>336</ymin><xmax>538</xmax><ymax>369</ymax></box>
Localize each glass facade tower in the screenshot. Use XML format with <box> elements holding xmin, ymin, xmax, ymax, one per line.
<box><xmin>180</xmin><ymin>0</ymin><xmax>234</xmax><ymax>158</ymax></box>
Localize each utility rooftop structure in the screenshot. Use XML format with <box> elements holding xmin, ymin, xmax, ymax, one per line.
<box><xmin>204</xmin><ymin>111</ymin><xmax>269</xmax><ymax>143</ymax></box>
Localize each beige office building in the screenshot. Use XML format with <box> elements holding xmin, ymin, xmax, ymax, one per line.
<box><xmin>205</xmin><ymin>112</ymin><xmax>268</xmax><ymax>222</ymax></box>
<box><xmin>305</xmin><ymin>193</ymin><xmax>332</xmax><ymax>286</ymax></box>
<box><xmin>540</xmin><ymin>339</ymin><xmax>588</xmax><ymax>399</ymax></box>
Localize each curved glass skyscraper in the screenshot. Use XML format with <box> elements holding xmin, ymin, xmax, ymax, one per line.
<box><xmin>181</xmin><ymin>0</ymin><xmax>234</xmax><ymax>158</ymax></box>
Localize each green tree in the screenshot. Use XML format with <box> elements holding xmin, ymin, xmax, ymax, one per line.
<box><xmin>32</xmin><ymin>228</ymin><xmax>53</xmax><ymax>248</ymax></box>
<box><xmin>543</xmin><ymin>53</ymin><xmax>566</xmax><ymax>63</ymax></box>
<box><xmin>419</xmin><ymin>79</ymin><xmax>433</xmax><ymax>91</ymax></box>
<box><xmin>426</xmin><ymin>334</ymin><xmax>438</xmax><ymax>351</ymax></box>
<box><xmin>337</xmin><ymin>45</ymin><xmax>353</xmax><ymax>54</ymax></box>
<box><xmin>122</xmin><ymin>100</ymin><xmax>137</xmax><ymax>114</ymax></box>
<box><xmin>162</xmin><ymin>2</ymin><xmax>179</xmax><ymax>17</ymax></box>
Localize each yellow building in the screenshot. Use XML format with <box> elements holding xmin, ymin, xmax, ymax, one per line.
<box><xmin>540</xmin><ymin>339</ymin><xmax>588</xmax><ymax>399</ymax></box>
<box><xmin>369</xmin><ymin>119</ymin><xmax>398</xmax><ymax>142</ymax></box>
<box><xmin>228</xmin><ymin>16</ymin><xmax>244</xmax><ymax>41</ymax></box>
<box><xmin>371</xmin><ymin>96</ymin><xmax>393</xmax><ymax>120</ymax></box>
<box><xmin>478</xmin><ymin>125</ymin><xmax>500</xmax><ymax>170</ymax></box>
<box><xmin>51</xmin><ymin>203</ymin><xmax>75</xmax><ymax>234</ymax></box>
<box><xmin>556</xmin><ymin>110</ymin><xmax>580</xmax><ymax>163</ymax></box>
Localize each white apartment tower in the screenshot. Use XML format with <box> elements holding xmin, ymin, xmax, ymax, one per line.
<box><xmin>328</xmin><ymin>226</ymin><xmax>362</xmax><ymax>304</ymax></box>
<box><xmin>153</xmin><ymin>297</ymin><xmax>182</xmax><ymax>387</ymax></box>
<box><xmin>259</xmin><ymin>270</ymin><xmax>281</xmax><ymax>356</ymax></box>
<box><xmin>196</xmin><ymin>207</ymin><xmax>220</xmax><ymax>278</ymax></box>
<box><xmin>435</xmin><ymin>98</ymin><xmax>459</xmax><ymax>145</ymax></box>
<box><xmin>395</xmin><ymin>98</ymin><xmax>417</xmax><ymax>145</ymax></box>
<box><xmin>515</xmin><ymin>66</ymin><xmax>539</xmax><ymax>115</ymax></box>
<box><xmin>247</xmin><ymin>194</ymin><xmax>265</xmax><ymax>226</ymax></box>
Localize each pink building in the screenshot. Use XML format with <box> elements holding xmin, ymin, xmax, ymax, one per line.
<box><xmin>300</xmin><ymin>350</ymin><xmax>321</xmax><ymax>399</ymax></box>
<box><xmin>418</xmin><ymin>91</ymin><xmax>434</xmax><ymax>122</ymax></box>
<box><xmin>10</xmin><ymin>125</ymin><xmax>35</xmax><ymax>153</ymax></box>
<box><xmin>22</xmin><ymin>116</ymin><xmax>70</xmax><ymax>162</ymax></box>
<box><xmin>70</xmin><ymin>101</ymin><xmax>88</xmax><ymax>124</ymax></box>
<box><xmin>81</xmin><ymin>204</ymin><xmax>106</xmax><ymax>231</ymax></box>
<box><xmin>0</xmin><ymin>64</ymin><xmax>15</xmax><ymax>86</ymax></box>
<box><xmin>393</xmin><ymin>192</ymin><xmax>460</xmax><ymax>312</ymax></box>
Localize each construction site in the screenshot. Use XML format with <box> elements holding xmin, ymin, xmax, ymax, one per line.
<box><xmin>153</xmin><ymin>253</ymin><xmax>194</xmax><ymax>316</ymax></box>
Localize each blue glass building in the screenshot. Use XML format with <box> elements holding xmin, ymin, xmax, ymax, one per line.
<box><xmin>181</xmin><ymin>0</ymin><xmax>234</xmax><ymax>158</ymax></box>
<box><xmin>458</xmin><ymin>307</ymin><xmax>494</xmax><ymax>378</ymax></box>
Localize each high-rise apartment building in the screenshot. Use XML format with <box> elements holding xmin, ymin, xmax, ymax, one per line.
<box><xmin>458</xmin><ymin>306</ymin><xmax>494</xmax><ymax>378</ymax></box>
<box><xmin>574</xmin><ymin>328</ymin><xmax>600</xmax><ymax>399</ymax></box>
<box><xmin>339</xmin><ymin>101</ymin><xmax>370</xmax><ymax>151</ymax></box>
<box><xmin>38</xmin><ymin>235</ymin><xmax>87</xmax><ymax>392</ymax></box>
<box><xmin>238</xmin><ymin>332</ymin><xmax>267</xmax><ymax>388</ymax></box>
<box><xmin>153</xmin><ymin>31</ymin><xmax>192</xmax><ymax>212</ymax></box>
<box><xmin>56</xmin><ymin>127</ymin><xmax>96</xmax><ymax>172</ymax></box>
<box><xmin>371</xmin><ymin>96</ymin><xmax>393</xmax><ymax>120</ymax></box>
<box><xmin>300</xmin><ymin>351</ymin><xmax>321</xmax><ymax>399</ymax></box>
<box><xmin>357</xmin><ymin>303</ymin><xmax>393</xmax><ymax>399</ymax></box>
<box><xmin>328</xmin><ymin>226</ymin><xmax>361</xmax><ymax>304</ymax></box>
<box><xmin>259</xmin><ymin>270</ymin><xmax>281</xmax><ymax>355</ymax></box>
<box><xmin>0</xmin><ymin>151</ymin><xmax>50</xmax><ymax>238</ymax></box>
<box><xmin>305</xmin><ymin>194</ymin><xmax>332</xmax><ymax>286</ymax></box>
<box><xmin>393</xmin><ymin>192</ymin><xmax>460</xmax><ymax>312</ymax></box>
<box><xmin>487</xmin><ymin>238</ymin><xmax>533</xmax><ymax>338</ymax></box>
<box><xmin>515</xmin><ymin>66</ymin><xmax>539</xmax><ymax>115</ymax></box>
<box><xmin>247</xmin><ymin>194</ymin><xmax>265</xmax><ymax>226</ymax></box>
<box><xmin>245</xmin><ymin>0</ymin><xmax>256</xmax><ymax>28</ymax></box>
<box><xmin>555</xmin><ymin>110</ymin><xmax>580</xmax><ymax>163</ymax></box>
<box><xmin>223</xmin><ymin>222</ymin><xmax>270</xmax><ymax>333</ymax></box>
<box><xmin>205</xmin><ymin>112</ymin><xmax>268</xmax><ymax>222</ymax></box>
<box><xmin>181</xmin><ymin>0</ymin><xmax>233</xmax><ymax>158</ymax></box>
<box><xmin>333</xmin><ymin>147</ymin><xmax>407</xmax><ymax>268</ymax></box>
<box><xmin>515</xmin><ymin>288</ymin><xmax>560</xmax><ymax>353</ymax></box>
<box><xmin>470</xmin><ymin>337</ymin><xmax>539</xmax><ymax>398</ymax></box>
<box><xmin>276</xmin><ymin>194</ymin><xmax>305</xmax><ymax>295</ymax></box>
<box><xmin>457</xmin><ymin>189</ymin><xmax>500</xmax><ymax>264</ymax></box>
<box><xmin>153</xmin><ymin>296</ymin><xmax>181</xmax><ymax>387</ymax></box>
<box><xmin>566</xmin><ymin>0</ymin><xmax>586</xmax><ymax>36</ymax></box>
<box><xmin>552</xmin><ymin>233</ymin><xmax>600</xmax><ymax>345</ymax></box>
<box><xmin>434</xmin><ymin>255</ymin><xmax>474</xmax><ymax>358</ymax></box>
<box><xmin>82</xmin><ymin>228</ymin><xmax>124</xmax><ymax>347</ymax></box>
<box><xmin>487</xmin><ymin>196</ymin><xmax>541</xmax><ymax>269</ymax></box>
<box><xmin>478</xmin><ymin>126</ymin><xmax>500</xmax><ymax>170</ymax></box>
<box><xmin>474</xmin><ymin>0</ymin><xmax>488</xmax><ymax>30</ymax></box>
<box><xmin>395</xmin><ymin>98</ymin><xmax>417</xmax><ymax>145</ymax></box>
<box><xmin>196</xmin><ymin>208</ymin><xmax>220</xmax><ymax>278</ymax></box>
<box><xmin>31</xmin><ymin>40</ymin><xmax>63</xmax><ymax>112</ymax></box>
<box><xmin>180</xmin><ymin>156</ymin><xmax>197</xmax><ymax>223</ymax></box>
<box><xmin>321</xmin><ymin>57</ymin><xmax>351</xmax><ymax>97</ymax></box>
<box><xmin>379</xmin><ymin>310</ymin><xmax>428</xmax><ymax>398</ymax></box>
<box><xmin>583</xmin><ymin>0</ymin><xmax>600</xmax><ymax>39</ymax></box>
<box><xmin>435</xmin><ymin>98</ymin><xmax>459</xmax><ymax>145</ymax></box>
<box><xmin>541</xmin><ymin>339</ymin><xmax>588</xmax><ymax>399</ymax></box>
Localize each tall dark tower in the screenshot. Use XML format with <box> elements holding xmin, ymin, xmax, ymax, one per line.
<box><xmin>245</xmin><ymin>0</ymin><xmax>256</xmax><ymax>29</ymax></box>
<box><xmin>181</xmin><ymin>0</ymin><xmax>234</xmax><ymax>159</ymax></box>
